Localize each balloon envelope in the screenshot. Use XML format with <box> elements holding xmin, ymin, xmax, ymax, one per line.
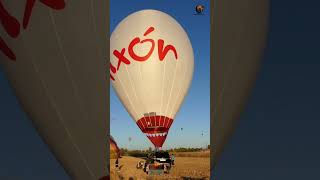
<box><xmin>0</xmin><ymin>1</ymin><xmax>108</xmax><ymax>179</ymax></box>
<box><xmin>110</xmin><ymin>10</ymin><xmax>194</xmax><ymax>148</ymax></box>
<box><xmin>212</xmin><ymin>0</ymin><xmax>269</xmax><ymax>164</ymax></box>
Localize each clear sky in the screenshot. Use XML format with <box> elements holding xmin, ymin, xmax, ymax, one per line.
<box><xmin>110</xmin><ymin>0</ymin><xmax>211</xmax><ymax>150</ymax></box>
<box><xmin>2</xmin><ymin>0</ymin><xmax>320</xmax><ymax>180</ymax></box>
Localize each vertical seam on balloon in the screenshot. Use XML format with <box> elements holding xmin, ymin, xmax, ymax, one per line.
<box><xmin>123</xmin><ymin>65</ymin><xmax>146</xmax><ymax>129</ymax></box>
<box><xmin>164</xmin><ymin>60</ymin><xmax>179</xmax><ymax>117</ymax></box>
<box><xmin>125</xmin><ymin>66</ymin><xmax>144</xmax><ymax>128</ymax></box>
<box><xmin>90</xmin><ymin>0</ymin><xmax>109</xmax><ymax>145</ymax></box>
<box><xmin>114</xmin><ymin>71</ymin><xmax>140</xmax><ymax>123</ymax></box>
<box><xmin>90</xmin><ymin>0</ymin><xmax>98</xmax><ymax>41</ymax></box>
<box><xmin>90</xmin><ymin>0</ymin><xmax>107</xmax><ymax>65</ymax></box>
<box><xmin>138</xmin><ymin>63</ymin><xmax>152</xmax><ymax>124</ymax></box>
<box><xmin>89</xmin><ymin>1</ymin><xmax>108</xmax><ymax>176</ymax></box>
<box><xmin>19</xmin><ymin>33</ymin><xmax>84</xmax><ymax>180</ymax></box>
<box><xmin>169</xmin><ymin>61</ymin><xmax>188</xmax><ymax>119</ymax></box>
<box><xmin>213</xmin><ymin>19</ymin><xmax>243</xmax><ymax>148</ymax></box>
<box><xmin>159</xmin><ymin>57</ymin><xmax>167</xmax><ymax>125</ymax></box>
<box><xmin>20</xmin><ymin>40</ymin><xmax>79</xmax><ymax>179</ymax></box>
<box><xmin>49</xmin><ymin>10</ymin><xmax>97</xmax><ymax>179</ymax></box>
<box><xmin>212</xmin><ymin>17</ymin><xmax>247</xmax><ymax>147</ymax></box>
<box><xmin>219</xmin><ymin>7</ymin><xmax>252</xmax><ymax>147</ymax></box>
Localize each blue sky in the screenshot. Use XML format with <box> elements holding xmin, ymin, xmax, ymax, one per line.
<box><xmin>110</xmin><ymin>0</ymin><xmax>211</xmax><ymax>150</ymax></box>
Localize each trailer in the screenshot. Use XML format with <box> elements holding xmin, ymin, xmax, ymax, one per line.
<box><xmin>136</xmin><ymin>151</ymin><xmax>172</xmax><ymax>175</ymax></box>
<box><xmin>145</xmin><ymin>162</ymin><xmax>171</xmax><ymax>175</ymax></box>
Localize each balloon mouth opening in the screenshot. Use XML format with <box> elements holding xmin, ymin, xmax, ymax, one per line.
<box><xmin>136</xmin><ymin>115</ymin><xmax>174</xmax><ymax>148</ymax></box>
<box><xmin>143</xmin><ymin>127</ymin><xmax>168</xmax><ymax>133</ymax></box>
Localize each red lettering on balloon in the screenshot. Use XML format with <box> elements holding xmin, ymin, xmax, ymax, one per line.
<box><xmin>109</xmin><ymin>63</ymin><xmax>116</xmax><ymax>81</ymax></box>
<box><xmin>128</xmin><ymin>38</ymin><xmax>155</xmax><ymax>62</ymax></box>
<box><xmin>110</xmin><ymin>74</ymin><xmax>115</xmax><ymax>81</ymax></box>
<box><xmin>0</xmin><ymin>1</ymin><xmax>20</xmax><ymax>60</ymax></box>
<box><xmin>0</xmin><ymin>0</ymin><xmax>65</xmax><ymax>61</ymax></box>
<box><xmin>143</xmin><ymin>26</ymin><xmax>154</xmax><ymax>36</ymax></box>
<box><xmin>113</xmin><ymin>48</ymin><xmax>131</xmax><ymax>70</ymax></box>
<box><xmin>110</xmin><ymin>26</ymin><xmax>179</xmax><ymax>82</ymax></box>
<box><xmin>23</xmin><ymin>0</ymin><xmax>36</xmax><ymax>29</ymax></box>
<box><xmin>110</xmin><ymin>48</ymin><xmax>131</xmax><ymax>81</ymax></box>
<box><xmin>39</xmin><ymin>0</ymin><xmax>66</xmax><ymax>9</ymax></box>
<box><xmin>110</xmin><ymin>63</ymin><xmax>117</xmax><ymax>73</ymax></box>
<box><xmin>0</xmin><ymin>2</ymin><xmax>20</xmax><ymax>38</ymax></box>
<box><xmin>158</xmin><ymin>39</ymin><xmax>178</xmax><ymax>61</ymax></box>
<box><xmin>0</xmin><ymin>37</ymin><xmax>16</xmax><ymax>61</ymax></box>
<box><xmin>128</xmin><ymin>27</ymin><xmax>155</xmax><ymax>62</ymax></box>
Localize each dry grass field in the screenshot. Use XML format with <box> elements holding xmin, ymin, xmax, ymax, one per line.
<box><xmin>110</xmin><ymin>152</ymin><xmax>210</xmax><ymax>180</ymax></box>
<box><xmin>169</xmin><ymin>150</ymin><xmax>210</xmax><ymax>158</ymax></box>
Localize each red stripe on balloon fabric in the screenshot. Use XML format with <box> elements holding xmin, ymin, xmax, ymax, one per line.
<box><xmin>136</xmin><ymin>116</ymin><xmax>173</xmax><ymax>133</ymax></box>
<box><xmin>151</xmin><ymin>116</ymin><xmax>155</xmax><ymax>126</ymax></box>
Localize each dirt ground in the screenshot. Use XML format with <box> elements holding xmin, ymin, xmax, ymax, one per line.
<box><xmin>110</xmin><ymin>156</ymin><xmax>210</xmax><ymax>180</ymax></box>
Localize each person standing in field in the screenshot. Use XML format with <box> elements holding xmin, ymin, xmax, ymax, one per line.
<box><xmin>115</xmin><ymin>158</ymin><xmax>119</xmax><ymax>170</ymax></box>
<box><xmin>171</xmin><ymin>154</ymin><xmax>175</xmax><ymax>166</ymax></box>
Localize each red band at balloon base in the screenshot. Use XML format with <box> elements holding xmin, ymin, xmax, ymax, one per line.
<box><xmin>136</xmin><ymin>115</ymin><xmax>173</xmax><ymax>148</ymax></box>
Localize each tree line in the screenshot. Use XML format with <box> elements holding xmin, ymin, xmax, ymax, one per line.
<box><xmin>120</xmin><ymin>145</ymin><xmax>210</xmax><ymax>157</ymax></box>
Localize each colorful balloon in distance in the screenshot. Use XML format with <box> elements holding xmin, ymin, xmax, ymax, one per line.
<box><xmin>0</xmin><ymin>1</ymin><xmax>108</xmax><ymax>180</ymax></box>
<box><xmin>110</xmin><ymin>10</ymin><xmax>194</xmax><ymax>148</ymax></box>
<box><xmin>212</xmin><ymin>0</ymin><xmax>269</xmax><ymax>165</ymax></box>
<box><xmin>195</xmin><ymin>5</ymin><xmax>205</xmax><ymax>14</ymax></box>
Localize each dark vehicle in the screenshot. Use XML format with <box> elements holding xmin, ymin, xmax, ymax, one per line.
<box><xmin>154</xmin><ymin>151</ymin><xmax>172</xmax><ymax>164</ymax></box>
<box><xmin>138</xmin><ymin>151</ymin><xmax>172</xmax><ymax>174</ymax></box>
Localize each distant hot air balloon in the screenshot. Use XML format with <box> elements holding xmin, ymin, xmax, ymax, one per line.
<box><xmin>0</xmin><ymin>1</ymin><xmax>108</xmax><ymax>180</ymax></box>
<box><xmin>110</xmin><ymin>10</ymin><xmax>194</xmax><ymax>148</ymax></box>
<box><xmin>110</xmin><ymin>136</ymin><xmax>120</xmax><ymax>159</ymax></box>
<box><xmin>195</xmin><ymin>5</ymin><xmax>205</xmax><ymax>14</ymax></box>
<box><xmin>212</xmin><ymin>0</ymin><xmax>269</xmax><ymax>166</ymax></box>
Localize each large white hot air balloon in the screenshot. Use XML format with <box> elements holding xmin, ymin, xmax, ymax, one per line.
<box><xmin>0</xmin><ymin>1</ymin><xmax>108</xmax><ymax>180</ymax></box>
<box><xmin>110</xmin><ymin>10</ymin><xmax>194</xmax><ymax>148</ymax></box>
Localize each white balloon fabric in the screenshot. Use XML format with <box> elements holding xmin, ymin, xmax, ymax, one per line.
<box><xmin>110</xmin><ymin>10</ymin><xmax>194</xmax><ymax>148</ymax></box>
